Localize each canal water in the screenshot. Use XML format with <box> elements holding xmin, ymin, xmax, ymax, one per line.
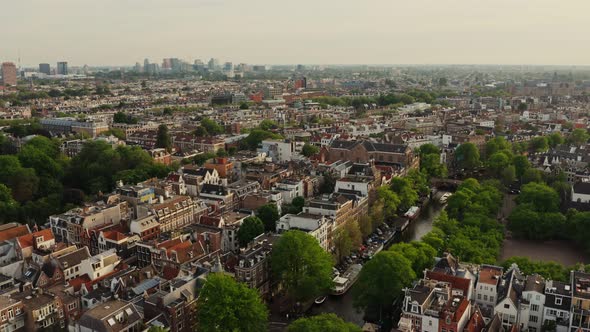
<box><xmin>309</xmin><ymin>199</ymin><xmax>447</xmax><ymax>325</ymax></box>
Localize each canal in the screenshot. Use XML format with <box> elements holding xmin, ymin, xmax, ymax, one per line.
<box><xmin>309</xmin><ymin>196</ymin><xmax>447</xmax><ymax>325</ymax></box>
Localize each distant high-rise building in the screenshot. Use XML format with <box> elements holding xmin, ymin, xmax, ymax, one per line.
<box><xmin>208</xmin><ymin>58</ymin><xmax>220</xmax><ymax>71</ymax></box>
<box><xmin>39</xmin><ymin>63</ymin><xmax>51</xmax><ymax>75</ymax></box>
<box><xmin>143</xmin><ymin>58</ymin><xmax>150</xmax><ymax>72</ymax></box>
<box><xmin>1</xmin><ymin>62</ymin><xmax>18</xmax><ymax>86</ymax></box>
<box><xmin>134</xmin><ymin>62</ymin><xmax>142</xmax><ymax>72</ymax></box>
<box><xmin>57</xmin><ymin>62</ymin><xmax>68</xmax><ymax>75</ymax></box>
<box><xmin>162</xmin><ymin>58</ymin><xmax>172</xmax><ymax>70</ymax></box>
<box><xmin>223</xmin><ymin>62</ymin><xmax>233</xmax><ymax>72</ymax></box>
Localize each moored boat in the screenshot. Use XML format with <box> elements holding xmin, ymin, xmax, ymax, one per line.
<box><xmin>404</xmin><ymin>206</ymin><xmax>420</xmax><ymax>219</ymax></box>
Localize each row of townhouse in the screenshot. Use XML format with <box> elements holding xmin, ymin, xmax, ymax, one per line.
<box><xmin>400</xmin><ymin>253</ymin><xmax>590</xmax><ymax>332</ymax></box>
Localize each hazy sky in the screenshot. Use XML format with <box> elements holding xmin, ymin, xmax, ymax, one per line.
<box><xmin>2</xmin><ymin>0</ymin><xmax>590</xmax><ymax>66</ymax></box>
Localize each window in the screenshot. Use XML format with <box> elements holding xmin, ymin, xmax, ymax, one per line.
<box><xmin>478</xmin><ymin>294</ymin><xmax>482</xmax><ymax>300</ymax></box>
<box><xmin>530</xmin><ymin>315</ymin><xmax>538</xmax><ymax>323</ymax></box>
<box><xmin>411</xmin><ymin>305</ymin><xmax>418</xmax><ymax>313</ymax></box>
<box><xmin>531</xmin><ymin>304</ymin><xmax>539</xmax><ymax>312</ymax></box>
<box><xmin>484</xmin><ymin>295</ymin><xmax>488</xmax><ymax>301</ymax></box>
<box><xmin>504</xmin><ymin>304</ymin><xmax>510</xmax><ymax>309</ymax></box>
<box><xmin>429</xmin><ymin>320</ymin><xmax>432</xmax><ymax>326</ymax></box>
<box><xmin>555</xmin><ymin>298</ymin><xmax>562</xmax><ymax>305</ymax></box>
<box><xmin>490</xmin><ymin>296</ymin><xmax>494</xmax><ymax>302</ymax></box>
<box><xmin>547</xmin><ymin>309</ymin><xmax>557</xmax><ymax>316</ymax></box>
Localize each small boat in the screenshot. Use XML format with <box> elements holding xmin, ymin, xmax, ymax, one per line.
<box><xmin>439</xmin><ymin>193</ymin><xmax>452</xmax><ymax>204</ymax></box>
<box><xmin>404</xmin><ymin>206</ymin><xmax>420</xmax><ymax>219</ymax></box>
<box><xmin>331</xmin><ymin>264</ymin><xmax>362</xmax><ymax>295</ymax></box>
<box><xmin>314</xmin><ymin>296</ymin><xmax>327</xmax><ymax>305</ymax></box>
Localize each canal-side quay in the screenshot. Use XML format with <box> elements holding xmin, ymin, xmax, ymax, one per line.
<box><xmin>308</xmin><ymin>192</ymin><xmax>448</xmax><ymax>326</ymax></box>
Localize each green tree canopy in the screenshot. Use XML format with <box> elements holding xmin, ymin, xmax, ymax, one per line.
<box><xmin>256</xmin><ymin>203</ymin><xmax>280</xmax><ymax>232</ymax></box>
<box><xmin>390</xmin><ymin>177</ymin><xmax>418</xmax><ymax>212</ymax></box>
<box><xmin>301</xmin><ymin>143</ymin><xmax>320</xmax><ymax>157</ymax></box>
<box><xmin>271</xmin><ymin>230</ymin><xmax>334</xmax><ymax>302</ymax></box>
<box><xmin>455</xmin><ymin>143</ymin><xmax>480</xmax><ymax>170</ymax></box>
<box><xmin>353</xmin><ymin>251</ymin><xmax>415</xmax><ymax>313</ymax></box>
<box><xmin>529</xmin><ymin>136</ymin><xmax>549</xmax><ymax>152</ymax></box>
<box><xmin>287</xmin><ymin>314</ymin><xmax>361</xmax><ymax>332</ymax></box>
<box><xmin>569</xmin><ymin>128</ymin><xmax>590</xmax><ymax>146</ymax></box>
<box><xmin>237</xmin><ymin>216</ymin><xmax>265</xmax><ymax>247</ymax></box>
<box><xmin>376</xmin><ymin>186</ymin><xmax>400</xmax><ymax>221</ymax></box>
<box><xmin>156</xmin><ymin>124</ymin><xmax>172</xmax><ymax>151</ymax></box>
<box><xmin>197</xmin><ymin>273</ymin><xmax>268</xmax><ymax>332</ymax></box>
<box><xmin>243</xmin><ymin>129</ymin><xmax>282</xmax><ymax>150</ymax></box>
<box><xmin>517</xmin><ymin>182</ymin><xmax>560</xmax><ymax>212</ymax></box>
<box><xmin>201</xmin><ymin>118</ymin><xmax>225</xmax><ymax>136</ymax></box>
<box><xmin>548</xmin><ymin>132</ymin><xmax>564</xmax><ymax>147</ymax></box>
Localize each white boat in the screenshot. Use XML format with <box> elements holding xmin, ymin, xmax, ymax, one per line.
<box><xmin>314</xmin><ymin>296</ymin><xmax>327</xmax><ymax>305</ymax></box>
<box><xmin>331</xmin><ymin>264</ymin><xmax>362</xmax><ymax>295</ymax></box>
<box><xmin>439</xmin><ymin>192</ymin><xmax>452</xmax><ymax>204</ymax></box>
<box><xmin>404</xmin><ymin>206</ymin><xmax>420</xmax><ymax>219</ymax></box>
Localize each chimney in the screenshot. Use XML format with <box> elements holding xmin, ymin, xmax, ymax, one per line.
<box><xmin>159</xmin><ymin>195</ymin><xmax>164</xmax><ymax>204</ymax></box>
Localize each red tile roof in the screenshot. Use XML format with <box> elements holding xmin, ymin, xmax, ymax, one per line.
<box><xmin>0</xmin><ymin>225</ymin><xmax>30</xmax><ymax>242</ymax></box>
<box><xmin>426</xmin><ymin>270</ymin><xmax>471</xmax><ymax>296</ymax></box>
<box><xmin>102</xmin><ymin>230</ymin><xmax>128</xmax><ymax>242</ymax></box>
<box><xmin>17</xmin><ymin>229</ymin><xmax>54</xmax><ymax>248</ymax></box>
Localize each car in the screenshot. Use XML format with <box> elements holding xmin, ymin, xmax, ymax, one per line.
<box><xmin>351</xmin><ymin>254</ymin><xmax>358</xmax><ymax>259</ymax></box>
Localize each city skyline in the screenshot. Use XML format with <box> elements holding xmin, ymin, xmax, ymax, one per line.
<box><xmin>2</xmin><ymin>0</ymin><xmax>590</xmax><ymax>66</ymax></box>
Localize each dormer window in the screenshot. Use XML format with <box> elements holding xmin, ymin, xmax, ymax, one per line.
<box><xmin>36</xmin><ymin>236</ymin><xmax>44</xmax><ymax>243</ymax></box>
<box><xmin>556</xmin><ymin>297</ymin><xmax>562</xmax><ymax>305</ymax></box>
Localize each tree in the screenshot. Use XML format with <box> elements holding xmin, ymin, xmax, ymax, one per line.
<box><xmin>258</xmin><ymin>119</ymin><xmax>278</xmax><ymax>131</ymax></box>
<box><xmin>201</xmin><ymin>118</ymin><xmax>224</xmax><ymax>136</ymax></box>
<box><xmin>500</xmin><ymin>165</ymin><xmax>516</xmax><ymax>186</ymax></box>
<box><xmin>485</xmin><ymin>137</ymin><xmax>511</xmax><ymax>157</ymax></box>
<box><xmin>419</xmin><ymin>144</ymin><xmax>440</xmax><ymax>157</ymax></box>
<box><xmin>512</xmin><ymin>155</ymin><xmax>531</xmax><ymax>180</ymax></box>
<box><xmin>301</xmin><ymin>143</ymin><xmax>320</xmax><ymax>157</ymax></box>
<box><xmin>376</xmin><ymin>187</ymin><xmax>400</xmax><ymax>221</ymax></box>
<box><xmin>455</xmin><ymin>143</ymin><xmax>480</xmax><ymax>170</ymax></box>
<box><xmin>239</xmin><ymin>102</ymin><xmax>250</xmax><ymax>110</ymax></box>
<box><xmin>0</xmin><ymin>184</ymin><xmax>19</xmax><ymax>223</ymax></box>
<box><xmin>518</xmin><ymin>182</ymin><xmax>560</xmax><ymax>212</ymax></box>
<box><xmin>271</xmin><ymin>230</ymin><xmax>334</xmax><ymax>302</ymax></box>
<box><xmin>291</xmin><ymin>196</ymin><xmax>305</xmax><ymax>213</ymax></box>
<box><xmin>353</xmin><ymin>251</ymin><xmax>415</xmax><ymax>315</ymax></box>
<box><xmin>529</xmin><ymin>136</ymin><xmax>549</xmax><ymax>152</ymax></box>
<box><xmin>518</xmin><ymin>102</ymin><xmax>528</xmax><ymax>111</ymax></box>
<box><xmin>193</xmin><ymin>126</ymin><xmax>208</xmax><ymax>137</ymax></box>
<box><xmin>390</xmin><ymin>177</ymin><xmax>418</xmax><ymax>211</ymax></box>
<box><xmin>237</xmin><ymin>216</ymin><xmax>265</xmax><ymax>247</ymax></box>
<box><xmin>243</xmin><ymin>129</ymin><xmax>282</xmax><ymax>150</ymax></box>
<box><xmin>333</xmin><ymin>227</ymin><xmax>353</xmax><ymax>263</ymax></box>
<box><xmin>197</xmin><ymin>273</ymin><xmax>268</xmax><ymax>332</ymax></box>
<box><xmin>420</xmin><ymin>153</ymin><xmax>447</xmax><ymax>179</ymax></box>
<box><xmin>257</xmin><ymin>204</ymin><xmax>280</xmax><ymax>232</ymax></box>
<box><xmin>522</xmin><ymin>168</ymin><xmax>543</xmax><ymax>184</ymax></box>
<box><xmin>156</xmin><ymin>124</ymin><xmax>172</xmax><ymax>151</ymax></box>
<box><xmin>548</xmin><ymin>132</ymin><xmax>564</xmax><ymax>147</ymax></box>
<box><xmin>486</xmin><ymin>152</ymin><xmax>511</xmax><ymax>177</ymax></box>
<box><xmin>288</xmin><ymin>314</ymin><xmax>361</xmax><ymax>332</ymax></box>
<box><xmin>569</xmin><ymin>128</ymin><xmax>590</xmax><ymax>146</ymax></box>
<box><xmin>113</xmin><ymin>111</ymin><xmax>137</xmax><ymax>124</ymax></box>
<box><xmin>216</xmin><ymin>149</ymin><xmax>228</xmax><ymax>157</ymax></box>
<box><xmin>320</xmin><ymin>172</ymin><xmax>337</xmax><ymax>194</ymax></box>
<box><xmin>389</xmin><ymin>241</ymin><xmax>436</xmax><ymax>276</ymax></box>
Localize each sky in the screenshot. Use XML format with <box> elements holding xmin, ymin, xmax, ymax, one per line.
<box><xmin>2</xmin><ymin>0</ymin><xmax>590</xmax><ymax>67</ymax></box>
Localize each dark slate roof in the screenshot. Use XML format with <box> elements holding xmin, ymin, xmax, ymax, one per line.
<box><xmin>200</xmin><ymin>184</ymin><xmax>228</xmax><ymax>196</ymax></box>
<box><xmin>330</xmin><ymin>140</ymin><xmax>360</xmax><ymax>150</ymax></box>
<box><xmin>57</xmin><ymin>247</ymin><xmax>91</xmax><ymax>269</ymax></box>
<box><xmin>363</xmin><ymin>141</ymin><xmax>408</xmax><ymax>153</ymax></box>
<box><xmin>573</xmin><ymin>182</ymin><xmax>590</xmax><ymax>195</ymax></box>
